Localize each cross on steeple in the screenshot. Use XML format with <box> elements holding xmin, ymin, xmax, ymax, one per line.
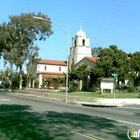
<box><xmin>80</xmin><ymin>23</ymin><xmax>82</xmax><ymax>30</ymax></box>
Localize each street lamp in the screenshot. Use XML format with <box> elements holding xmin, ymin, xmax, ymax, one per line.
<box><xmin>33</xmin><ymin>16</ymin><xmax>69</xmax><ymax>102</ymax></box>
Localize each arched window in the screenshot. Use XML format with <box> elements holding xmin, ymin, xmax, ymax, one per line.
<box><xmin>44</xmin><ymin>66</ymin><xmax>47</xmax><ymax>70</ymax></box>
<box><xmin>82</xmin><ymin>39</ymin><xmax>85</xmax><ymax>46</ymax></box>
<box><xmin>74</xmin><ymin>39</ymin><xmax>76</xmax><ymax>46</ymax></box>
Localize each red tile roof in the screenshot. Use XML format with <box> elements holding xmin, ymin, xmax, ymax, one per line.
<box><xmin>34</xmin><ymin>59</ymin><xmax>67</xmax><ymax>66</ymax></box>
<box><xmin>75</xmin><ymin>56</ymin><xmax>99</xmax><ymax>66</ymax></box>
<box><xmin>84</xmin><ymin>56</ymin><xmax>99</xmax><ymax>63</ymax></box>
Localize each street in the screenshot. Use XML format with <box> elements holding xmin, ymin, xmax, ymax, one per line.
<box><xmin>0</xmin><ymin>93</ymin><xmax>140</xmax><ymax>140</ymax></box>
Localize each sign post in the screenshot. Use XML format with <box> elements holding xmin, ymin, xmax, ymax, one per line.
<box><xmin>111</xmin><ymin>73</ymin><xmax>118</xmax><ymax>99</ymax></box>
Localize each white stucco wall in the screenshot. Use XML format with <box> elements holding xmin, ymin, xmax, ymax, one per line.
<box><xmin>76</xmin><ymin>37</ymin><xmax>90</xmax><ymax>46</ymax></box>
<box><xmin>37</xmin><ymin>64</ymin><xmax>67</xmax><ymax>73</ymax></box>
<box><xmin>69</xmin><ymin>30</ymin><xmax>92</xmax><ymax>71</ymax></box>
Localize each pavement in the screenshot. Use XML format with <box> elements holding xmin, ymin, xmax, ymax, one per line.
<box><xmin>1</xmin><ymin>93</ymin><xmax>140</xmax><ymax>140</ymax></box>
<box><xmin>1</xmin><ymin>88</ymin><xmax>140</xmax><ymax>107</ymax></box>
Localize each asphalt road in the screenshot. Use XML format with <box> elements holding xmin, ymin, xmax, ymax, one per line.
<box><xmin>0</xmin><ymin>93</ymin><xmax>140</xmax><ymax>140</ymax></box>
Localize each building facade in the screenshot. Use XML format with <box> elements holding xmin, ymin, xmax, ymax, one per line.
<box><xmin>27</xmin><ymin>26</ymin><xmax>97</xmax><ymax>90</ymax></box>
<box><xmin>27</xmin><ymin>59</ymin><xmax>67</xmax><ymax>89</ymax></box>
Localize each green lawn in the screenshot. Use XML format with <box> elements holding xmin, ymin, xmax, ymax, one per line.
<box><xmin>51</xmin><ymin>91</ymin><xmax>140</xmax><ymax>98</ymax></box>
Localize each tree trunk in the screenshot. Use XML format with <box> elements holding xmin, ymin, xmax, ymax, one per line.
<box><xmin>19</xmin><ymin>65</ymin><xmax>22</xmax><ymax>90</ymax></box>
<box><xmin>9</xmin><ymin>63</ymin><xmax>13</xmax><ymax>90</ymax></box>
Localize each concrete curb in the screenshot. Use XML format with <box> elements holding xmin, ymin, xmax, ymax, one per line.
<box><xmin>75</xmin><ymin>101</ymin><xmax>122</xmax><ymax>107</ymax></box>
<box><xmin>6</xmin><ymin>91</ymin><xmax>140</xmax><ymax>107</ymax></box>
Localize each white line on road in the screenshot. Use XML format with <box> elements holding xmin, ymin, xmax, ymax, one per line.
<box><xmin>107</xmin><ymin>118</ymin><xmax>140</xmax><ymax>126</ymax></box>
<box><xmin>118</xmin><ymin>106</ymin><xmax>140</xmax><ymax>110</ymax></box>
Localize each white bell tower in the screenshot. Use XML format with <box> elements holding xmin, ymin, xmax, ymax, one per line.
<box><xmin>69</xmin><ymin>24</ymin><xmax>92</xmax><ymax>70</ymax></box>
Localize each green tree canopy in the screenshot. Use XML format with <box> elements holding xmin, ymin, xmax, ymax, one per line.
<box><xmin>129</xmin><ymin>51</ymin><xmax>140</xmax><ymax>86</ymax></box>
<box><xmin>0</xmin><ymin>12</ymin><xmax>53</xmax><ymax>89</ymax></box>
<box><xmin>69</xmin><ymin>64</ymin><xmax>90</xmax><ymax>81</ymax></box>
<box><xmin>95</xmin><ymin>45</ymin><xmax>130</xmax><ymax>82</ymax></box>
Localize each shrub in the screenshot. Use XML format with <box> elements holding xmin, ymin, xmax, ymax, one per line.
<box><xmin>40</xmin><ymin>84</ymin><xmax>45</xmax><ymax>89</ymax></box>
<box><xmin>34</xmin><ymin>80</ymin><xmax>39</xmax><ymax>88</ymax></box>
<box><xmin>44</xmin><ymin>77</ymin><xmax>52</xmax><ymax>89</ymax></box>
<box><xmin>82</xmin><ymin>84</ymin><xmax>90</xmax><ymax>91</ymax></box>
<box><xmin>136</xmin><ymin>86</ymin><xmax>140</xmax><ymax>92</ymax></box>
<box><xmin>69</xmin><ymin>81</ymin><xmax>78</xmax><ymax>92</ymax></box>
<box><xmin>57</xmin><ymin>76</ymin><xmax>64</xmax><ymax>89</ymax></box>
<box><xmin>128</xmin><ymin>86</ymin><xmax>135</xmax><ymax>93</ymax></box>
<box><xmin>92</xmin><ymin>84</ymin><xmax>97</xmax><ymax>92</ymax></box>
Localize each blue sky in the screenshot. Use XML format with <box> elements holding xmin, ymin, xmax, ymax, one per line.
<box><xmin>0</xmin><ymin>0</ymin><xmax>140</xmax><ymax>70</ymax></box>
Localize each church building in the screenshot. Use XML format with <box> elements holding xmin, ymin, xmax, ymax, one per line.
<box><xmin>27</xmin><ymin>25</ymin><xmax>97</xmax><ymax>89</ymax></box>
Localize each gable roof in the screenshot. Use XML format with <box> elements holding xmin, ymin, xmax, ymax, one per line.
<box><xmin>75</xmin><ymin>56</ymin><xmax>99</xmax><ymax>66</ymax></box>
<box><xmin>34</xmin><ymin>59</ymin><xmax>67</xmax><ymax>66</ymax></box>
<box><xmin>84</xmin><ymin>56</ymin><xmax>99</xmax><ymax>63</ymax></box>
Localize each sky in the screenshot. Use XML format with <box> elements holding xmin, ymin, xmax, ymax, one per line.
<box><xmin>0</xmin><ymin>0</ymin><xmax>140</xmax><ymax>71</ymax></box>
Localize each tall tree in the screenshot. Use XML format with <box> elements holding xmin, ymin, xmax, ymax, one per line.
<box><xmin>129</xmin><ymin>51</ymin><xmax>140</xmax><ymax>86</ymax></box>
<box><xmin>0</xmin><ymin>12</ymin><xmax>53</xmax><ymax>89</ymax></box>
<box><xmin>69</xmin><ymin>64</ymin><xmax>90</xmax><ymax>81</ymax></box>
<box><xmin>95</xmin><ymin>45</ymin><xmax>130</xmax><ymax>84</ymax></box>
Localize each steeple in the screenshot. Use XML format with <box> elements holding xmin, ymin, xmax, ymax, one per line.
<box><xmin>80</xmin><ymin>23</ymin><xmax>82</xmax><ymax>30</ymax></box>
<box><xmin>76</xmin><ymin>23</ymin><xmax>86</xmax><ymax>37</ymax></box>
<box><xmin>68</xmin><ymin>26</ymin><xmax>92</xmax><ymax>70</ymax></box>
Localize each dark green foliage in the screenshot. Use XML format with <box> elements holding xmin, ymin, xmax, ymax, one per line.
<box><xmin>69</xmin><ymin>64</ymin><xmax>91</xmax><ymax>91</ymax></box>
<box><xmin>40</xmin><ymin>84</ymin><xmax>45</xmax><ymax>89</ymax></box>
<box><xmin>69</xmin><ymin>64</ymin><xmax>90</xmax><ymax>81</ymax></box>
<box><xmin>0</xmin><ymin>68</ymin><xmax>12</xmax><ymax>88</ymax></box>
<box><xmin>82</xmin><ymin>84</ymin><xmax>90</xmax><ymax>91</ymax></box>
<box><xmin>136</xmin><ymin>86</ymin><xmax>140</xmax><ymax>92</ymax></box>
<box><xmin>95</xmin><ymin>45</ymin><xmax>130</xmax><ymax>83</ymax></box>
<box><xmin>34</xmin><ymin>80</ymin><xmax>39</xmax><ymax>88</ymax></box>
<box><xmin>69</xmin><ymin>81</ymin><xmax>78</xmax><ymax>92</ymax></box>
<box><xmin>92</xmin><ymin>84</ymin><xmax>98</xmax><ymax>92</ymax></box>
<box><xmin>44</xmin><ymin>77</ymin><xmax>52</xmax><ymax>89</ymax></box>
<box><xmin>12</xmin><ymin>71</ymin><xmax>27</xmax><ymax>90</ymax></box>
<box><xmin>0</xmin><ymin>12</ymin><xmax>53</xmax><ymax>89</ymax></box>
<box><xmin>128</xmin><ymin>86</ymin><xmax>135</xmax><ymax>93</ymax></box>
<box><xmin>89</xmin><ymin>68</ymin><xmax>102</xmax><ymax>89</ymax></box>
<box><xmin>0</xmin><ymin>69</ymin><xmax>27</xmax><ymax>90</ymax></box>
<box><xmin>57</xmin><ymin>76</ymin><xmax>65</xmax><ymax>89</ymax></box>
<box><xmin>129</xmin><ymin>52</ymin><xmax>140</xmax><ymax>86</ymax></box>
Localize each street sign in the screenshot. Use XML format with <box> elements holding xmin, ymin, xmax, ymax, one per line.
<box><xmin>111</xmin><ymin>73</ymin><xmax>118</xmax><ymax>77</ymax></box>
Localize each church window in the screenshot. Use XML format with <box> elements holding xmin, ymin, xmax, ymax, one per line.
<box><xmin>82</xmin><ymin>39</ymin><xmax>85</xmax><ymax>46</ymax></box>
<box><xmin>44</xmin><ymin>66</ymin><xmax>47</xmax><ymax>70</ymax></box>
<box><xmin>59</xmin><ymin>67</ymin><xmax>61</xmax><ymax>71</ymax></box>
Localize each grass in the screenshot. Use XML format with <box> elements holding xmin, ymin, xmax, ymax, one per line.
<box><xmin>51</xmin><ymin>91</ymin><xmax>140</xmax><ymax>98</ymax></box>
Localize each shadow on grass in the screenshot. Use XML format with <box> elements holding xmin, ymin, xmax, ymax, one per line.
<box><xmin>135</xmin><ymin>112</ymin><xmax>140</xmax><ymax>117</ymax></box>
<box><xmin>0</xmin><ymin>104</ymin><xmax>132</xmax><ymax>140</ymax></box>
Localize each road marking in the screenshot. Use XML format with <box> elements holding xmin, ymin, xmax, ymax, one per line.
<box><xmin>107</xmin><ymin>118</ymin><xmax>140</xmax><ymax>126</ymax></box>
<box><xmin>55</xmin><ymin>125</ymin><xmax>104</xmax><ymax>140</ymax></box>
<box><xmin>118</xmin><ymin>106</ymin><xmax>140</xmax><ymax>110</ymax></box>
<box><xmin>0</xmin><ymin>99</ymin><xmax>10</xmax><ymax>101</ymax></box>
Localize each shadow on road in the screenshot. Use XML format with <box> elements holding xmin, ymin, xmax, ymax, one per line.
<box><xmin>0</xmin><ymin>104</ymin><xmax>131</xmax><ymax>140</ymax></box>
